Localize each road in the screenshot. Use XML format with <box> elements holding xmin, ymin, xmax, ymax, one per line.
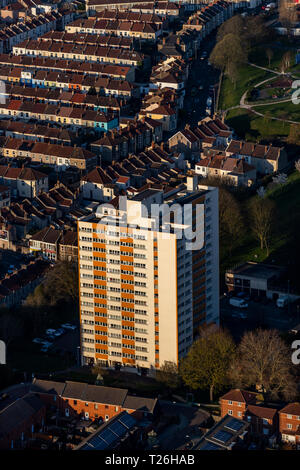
<box><xmin>181</xmin><ymin>34</ymin><xmax>220</xmax><ymax>129</ymax></box>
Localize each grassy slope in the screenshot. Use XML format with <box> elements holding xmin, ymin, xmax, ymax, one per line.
<box><xmin>225</xmin><ymin>108</ymin><xmax>290</xmax><ymax>141</ymax></box>
<box><xmin>219</xmin><ymin>64</ymin><xmax>274</xmax><ymax>109</ymax></box>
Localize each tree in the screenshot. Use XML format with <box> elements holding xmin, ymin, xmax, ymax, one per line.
<box><xmin>43</xmin><ymin>260</ymin><xmax>79</xmax><ymax>306</ymax></box>
<box><xmin>226</xmin><ymin>61</ymin><xmax>239</xmax><ymax>89</ymax></box>
<box><xmin>249</xmin><ymin>196</ymin><xmax>275</xmax><ymax>255</ymax></box>
<box><xmin>210</xmin><ymin>33</ymin><xmax>248</xmax><ymax>73</ymax></box>
<box><xmin>180</xmin><ymin>328</ymin><xmax>236</xmax><ymax>402</ymax></box>
<box><xmin>219</xmin><ymin>189</ymin><xmax>245</xmax><ymax>256</ymax></box>
<box><xmin>266</xmin><ymin>48</ymin><xmax>274</xmax><ymax>67</ymax></box>
<box><xmin>280</xmin><ymin>51</ymin><xmax>292</xmax><ymax>73</ymax></box>
<box><xmin>217</xmin><ymin>15</ymin><xmax>244</xmax><ymax>42</ymax></box>
<box><xmin>229</xmin><ymin>329</ymin><xmax>297</xmax><ymax>401</ymax></box>
<box><xmin>279</xmin><ymin>0</ymin><xmax>297</xmax><ymax>34</ymax></box>
<box><xmin>92</xmin><ymin>363</ymin><xmax>109</xmax><ymax>384</ymax></box>
<box><xmin>244</xmin><ymin>16</ymin><xmax>267</xmax><ymax>46</ymax></box>
<box><xmin>156</xmin><ymin>361</ymin><xmax>180</xmax><ymax>390</ymax></box>
<box><xmin>287</xmin><ymin>123</ymin><xmax>300</xmax><ymax>145</ymax></box>
<box><xmin>295</xmin><ymin>158</ymin><xmax>300</xmax><ymax>172</ymax></box>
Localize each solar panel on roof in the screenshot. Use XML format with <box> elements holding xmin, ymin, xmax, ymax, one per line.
<box><xmin>213</xmin><ymin>430</ymin><xmax>232</xmax><ymax>444</ymax></box>
<box><xmin>118</xmin><ymin>412</ymin><xmax>136</xmax><ymax>429</ymax></box>
<box><xmin>100</xmin><ymin>429</ymin><xmax>118</xmax><ymax>445</ymax></box>
<box><xmin>87</xmin><ymin>434</ymin><xmax>107</xmax><ymax>448</ymax></box>
<box><xmin>201</xmin><ymin>442</ymin><xmax>221</xmax><ymax>450</ymax></box>
<box><xmin>225</xmin><ymin>418</ymin><xmax>244</xmax><ymax>432</ymax></box>
<box><xmin>109</xmin><ymin>420</ymin><xmax>127</xmax><ymax>437</ymax></box>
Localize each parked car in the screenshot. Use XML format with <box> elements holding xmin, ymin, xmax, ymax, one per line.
<box><xmin>53</xmin><ymin>328</ymin><xmax>65</xmax><ymax>337</ymax></box>
<box><xmin>61</xmin><ymin>323</ymin><xmax>77</xmax><ymax>331</ymax></box>
<box><xmin>46</xmin><ymin>329</ymin><xmax>56</xmax><ymax>336</ymax></box>
<box><xmin>277</xmin><ymin>295</ymin><xmax>289</xmax><ymax>308</ymax></box>
<box><xmin>229</xmin><ymin>298</ymin><xmax>248</xmax><ymax>308</ymax></box>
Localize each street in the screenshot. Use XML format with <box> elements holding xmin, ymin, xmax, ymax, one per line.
<box><xmin>181</xmin><ymin>34</ymin><xmax>220</xmax><ymax>129</ymax></box>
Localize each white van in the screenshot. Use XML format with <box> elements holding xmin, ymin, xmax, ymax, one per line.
<box><xmin>276</xmin><ymin>295</ymin><xmax>289</xmax><ymax>308</ymax></box>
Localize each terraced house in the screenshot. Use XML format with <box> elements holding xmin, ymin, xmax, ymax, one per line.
<box><xmin>0</xmin><ymin>53</ymin><xmax>136</xmax><ymax>81</ymax></box>
<box><xmin>0</xmin><ymin>165</ymin><xmax>48</xmax><ymax>198</ymax></box>
<box><xmin>13</xmin><ymin>39</ymin><xmax>146</xmax><ymax>68</ymax></box>
<box><xmin>1</xmin><ymin>138</ymin><xmax>97</xmax><ymax>171</ymax></box>
<box><xmin>0</xmin><ymin>100</ymin><xmax>119</xmax><ymax>132</ymax></box>
<box><xmin>66</xmin><ymin>18</ymin><xmax>163</xmax><ymax>42</ymax></box>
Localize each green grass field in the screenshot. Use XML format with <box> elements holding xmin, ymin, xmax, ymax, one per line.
<box><xmin>219</xmin><ymin>64</ymin><xmax>274</xmax><ymax>110</ymax></box>
<box><xmin>252</xmin><ymin>101</ymin><xmax>300</xmax><ymax>122</ymax></box>
<box><xmin>225</xmin><ymin>108</ymin><xmax>290</xmax><ymax>141</ymax></box>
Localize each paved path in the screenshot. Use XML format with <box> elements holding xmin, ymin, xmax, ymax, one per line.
<box><xmin>222</xmin><ymin>62</ymin><xmax>300</xmax><ymax>124</ymax></box>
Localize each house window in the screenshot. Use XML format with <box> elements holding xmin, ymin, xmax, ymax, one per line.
<box><xmin>238</xmin><ymin>412</ymin><xmax>242</xmax><ymax>417</ymax></box>
<box><xmin>228</xmin><ymin>400</ymin><xmax>233</xmax><ymax>405</ymax></box>
<box><xmin>228</xmin><ymin>410</ymin><xmax>233</xmax><ymax>415</ymax></box>
<box><xmin>73</xmin><ymin>400</ymin><xmax>77</xmax><ymax>405</ymax></box>
<box><xmin>85</xmin><ymin>402</ymin><xmax>89</xmax><ymax>407</ymax></box>
<box><xmin>105</xmin><ymin>415</ymin><xmax>109</xmax><ymax>421</ymax></box>
<box><xmin>238</xmin><ymin>402</ymin><xmax>242</xmax><ymax>407</ymax></box>
<box><xmin>287</xmin><ymin>423</ymin><xmax>292</xmax><ymax>429</ymax></box>
<box><xmin>287</xmin><ymin>414</ymin><xmax>292</xmax><ymax>419</ymax></box>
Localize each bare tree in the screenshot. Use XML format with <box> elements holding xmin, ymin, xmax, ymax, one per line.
<box><xmin>249</xmin><ymin>197</ymin><xmax>275</xmax><ymax>255</ymax></box>
<box><xmin>226</xmin><ymin>61</ymin><xmax>239</xmax><ymax>89</ymax></box>
<box><xmin>280</xmin><ymin>51</ymin><xmax>292</xmax><ymax>73</ymax></box>
<box><xmin>279</xmin><ymin>0</ymin><xmax>297</xmax><ymax>35</ymax></box>
<box><xmin>229</xmin><ymin>329</ymin><xmax>297</xmax><ymax>401</ymax></box>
